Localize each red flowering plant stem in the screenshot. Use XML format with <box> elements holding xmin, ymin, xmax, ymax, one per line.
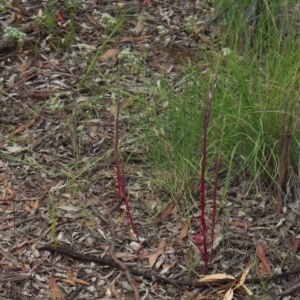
<box><xmin>193</xmin><ymin>81</ymin><xmax>217</xmax><ymax>271</ymax></box>
<box><xmin>114</xmin><ymin>102</ymin><xmax>139</xmax><ymax>242</ymax></box>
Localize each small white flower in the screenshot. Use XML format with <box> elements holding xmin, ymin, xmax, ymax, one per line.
<box><xmin>4</xmin><ymin>26</ymin><xmax>26</xmax><ymax>46</ymax></box>
<box><xmin>118</xmin><ymin>48</ymin><xmax>130</xmax><ymax>59</ymax></box>
<box><xmin>157</xmin><ymin>25</ymin><xmax>167</xmax><ymax>36</ymax></box>
<box><xmin>222</xmin><ymin>47</ymin><xmax>231</xmax><ymax>56</ymax></box>
<box><xmin>100</xmin><ymin>13</ymin><xmax>116</xmax><ymax>28</ymax></box>
<box><xmin>186</xmin><ymin>15</ymin><xmax>197</xmax><ymax>31</ymax></box>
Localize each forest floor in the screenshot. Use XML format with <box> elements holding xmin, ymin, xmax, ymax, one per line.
<box><xmin>1</xmin><ymin>0</ymin><xmax>300</xmax><ymax>299</ymax></box>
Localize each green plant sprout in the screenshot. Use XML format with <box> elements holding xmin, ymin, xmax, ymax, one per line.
<box><xmin>4</xmin><ymin>26</ymin><xmax>26</xmax><ymax>46</ymax></box>
<box><xmin>64</xmin><ymin>0</ymin><xmax>80</xmax><ymax>15</ymax></box>
<box><xmin>44</xmin><ymin>0</ymin><xmax>57</xmax><ymax>32</ymax></box>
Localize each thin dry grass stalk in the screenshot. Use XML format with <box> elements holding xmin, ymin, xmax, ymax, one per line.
<box><xmin>276</xmin><ymin>134</ymin><xmax>292</xmax><ymax>213</ymax></box>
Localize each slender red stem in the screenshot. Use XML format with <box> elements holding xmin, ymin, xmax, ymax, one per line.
<box><xmin>196</xmin><ymin>82</ymin><xmax>216</xmax><ymax>270</ymax></box>
<box><xmin>114</xmin><ymin>103</ymin><xmax>139</xmax><ymax>241</ymax></box>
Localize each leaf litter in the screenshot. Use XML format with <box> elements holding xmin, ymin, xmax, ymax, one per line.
<box><xmin>0</xmin><ymin>0</ymin><xmax>300</xmax><ymax>299</ymax></box>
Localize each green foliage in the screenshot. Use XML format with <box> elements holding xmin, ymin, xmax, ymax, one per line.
<box><xmin>135</xmin><ymin>68</ymin><xmax>210</xmax><ymax>198</ymax></box>
<box><xmin>64</xmin><ymin>0</ymin><xmax>80</xmax><ymax>16</ymax></box>
<box><xmin>134</xmin><ymin>0</ymin><xmax>300</xmax><ymax>207</ymax></box>
<box><xmin>0</xmin><ymin>0</ymin><xmax>12</xmax><ymax>12</ymax></box>
<box><xmin>44</xmin><ymin>0</ymin><xmax>57</xmax><ymax>32</ymax></box>
<box><xmin>211</xmin><ymin>0</ymin><xmax>300</xmax><ymax>183</ymax></box>
<box><xmin>214</xmin><ymin>0</ymin><xmax>297</xmax><ymax>53</ymax></box>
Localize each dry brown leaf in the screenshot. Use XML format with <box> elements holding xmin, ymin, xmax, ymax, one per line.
<box><xmin>111</xmin><ymin>283</ymin><xmax>121</xmax><ymax>300</ymax></box>
<box><xmin>56</xmin><ymin>10</ymin><xmax>66</xmax><ymax>24</ymax></box>
<box><xmin>183</xmin><ymin>290</ymin><xmax>195</xmax><ymax>298</ymax></box>
<box><xmin>155</xmin><ymin>201</ymin><xmax>175</xmax><ymax>222</ymax></box>
<box><xmin>223</xmin><ymin>288</ymin><xmax>233</xmax><ymax>300</ymax></box>
<box><xmin>115</xmin><ymin>252</ymin><xmax>137</xmax><ymax>260</ymax></box>
<box><xmin>135</xmin><ymin>18</ymin><xmax>143</xmax><ymax>35</ymax></box>
<box><xmin>194</xmin><ymin>26</ymin><xmax>212</xmax><ymax>46</ymax></box>
<box><xmin>119</xmin><ymin>35</ymin><xmax>152</xmax><ymax>43</ymax></box>
<box><xmin>0</xmin><ymin>188</ymin><xmax>14</xmax><ymax>202</ymax></box>
<box><xmin>234</xmin><ymin>265</ymin><xmax>251</xmax><ymax>289</ymax></box>
<box><xmin>62</xmin><ymin>279</ymin><xmax>76</xmax><ymax>285</ymax></box>
<box><xmin>14</xmin><ymin>61</ymin><xmax>31</xmax><ymax>72</ymax></box>
<box><xmin>71</xmin><ymin>276</ymin><xmax>90</xmax><ymax>285</ymax></box>
<box><xmin>255</xmin><ymin>241</ymin><xmax>271</xmax><ymax>275</ymax></box>
<box><xmin>114</xmin><ymin>2</ymin><xmax>126</xmax><ymax>8</ymax></box>
<box><xmin>160</xmin><ymin>261</ymin><xmax>176</xmax><ymax>274</ymax></box>
<box><xmin>241</xmin><ymin>191</ymin><xmax>249</xmax><ymax>199</ymax></box>
<box><xmin>242</xmin><ymin>284</ymin><xmax>253</xmax><ymax>296</ymax></box>
<box><xmin>179</xmin><ymin>218</ymin><xmax>190</xmax><ymax>240</ymax></box>
<box><xmin>228</xmin><ymin>221</ymin><xmax>252</xmax><ymax>228</ymax></box>
<box><xmin>149</xmin><ymin>239</ymin><xmax>166</xmax><ymax>269</ymax></box>
<box><xmin>48</xmin><ymin>275</ymin><xmax>64</xmax><ymax>300</ymax></box>
<box><xmin>15</xmin><ymin>244</ymin><xmax>27</xmax><ymax>255</ymax></box>
<box><xmin>32</xmin><ymin>199</ymin><xmax>39</xmax><ymax>210</ymax></box>
<box><xmin>24</xmin><ymin>199</ymin><xmax>39</xmax><ymax>212</ymax></box>
<box><xmin>25</xmin><ymin>201</ymin><xmax>32</xmax><ymax>211</ymax></box>
<box><xmin>14</xmin><ymin>118</ymin><xmax>35</xmax><ymax>134</ymax></box>
<box><xmin>198</xmin><ymin>273</ymin><xmax>235</xmax><ymax>282</ymax></box>
<box><xmin>142</xmin><ymin>0</ymin><xmax>154</xmax><ymax>5</ymax></box>
<box><xmin>293</xmin><ymin>238</ymin><xmax>300</xmax><ymax>253</ymax></box>
<box><xmin>0</xmin><ymin>245</ymin><xmax>21</xmax><ymax>268</ymax></box>
<box><xmin>3</xmin><ymin>146</ymin><xmax>26</xmax><ymax>154</ymax></box>
<box><xmin>100</xmin><ymin>48</ymin><xmax>120</xmax><ymax>60</ymax></box>
<box><xmin>11</xmin><ymin>7</ymin><xmax>22</xmax><ymax>13</ymax></box>
<box><xmin>195</xmin><ymin>0</ymin><xmax>205</xmax><ymax>8</ymax></box>
<box><xmin>84</xmin><ymin>220</ymin><xmax>93</xmax><ymax>227</ymax></box>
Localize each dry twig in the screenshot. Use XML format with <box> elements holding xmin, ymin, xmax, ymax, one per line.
<box><xmin>105</xmin><ymin>206</ymin><xmax>140</xmax><ymax>300</ymax></box>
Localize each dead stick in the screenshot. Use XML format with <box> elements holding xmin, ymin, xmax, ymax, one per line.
<box><xmin>105</xmin><ymin>206</ymin><xmax>140</xmax><ymax>300</ymax></box>
<box><xmin>38</xmin><ymin>245</ymin><xmax>300</xmax><ymax>288</ymax></box>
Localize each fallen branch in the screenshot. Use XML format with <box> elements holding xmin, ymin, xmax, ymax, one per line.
<box><xmin>38</xmin><ymin>245</ymin><xmax>300</xmax><ymax>288</ymax></box>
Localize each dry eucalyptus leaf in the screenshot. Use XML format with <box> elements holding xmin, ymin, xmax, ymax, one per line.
<box><xmin>149</xmin><ymin>239</ymin><xmax>166</xmax><ymax>269</ymax></box>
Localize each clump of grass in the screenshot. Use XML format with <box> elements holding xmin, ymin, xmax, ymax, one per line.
<box><xmin>44</xmin><ymin>0</ymin><xmax>57</xmax><ymax>32</ymax></box>
<box><xmin>212</xmin><ymin>0</ymin><xmax>300</xmax><ymax>210</ymax></box>
<box><xmin>64</xmin><ymin>0</ymin><xmax>81</xmax><ymax>16</ymax></box>
<box><xmin>130</xmin><ymin>0</ymin><xmax>300</xmax><ymax>274</ymax></box>
<box><xmin>138</xmin><ymin>71</ymin><xmax>208</xmax><ymax>199</ymax></box>
<box><xmin>130</xmin><ymin>57</ymin><xmax>230</xmax><ymax>271</ymax></box>
<box><xmin>214</xmin><ymin>0</ymin><xmax>296</xmax><ymax>53</ymax></box>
